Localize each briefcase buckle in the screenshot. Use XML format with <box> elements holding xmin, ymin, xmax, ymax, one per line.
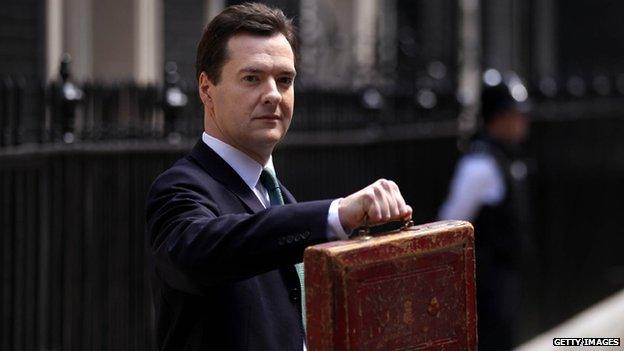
<box><xmin>353</xmin><ymin>219</ymin><xmax>414</xmax><ymax>239</ymax></box>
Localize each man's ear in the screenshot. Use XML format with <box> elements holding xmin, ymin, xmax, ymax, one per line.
<box><xmin>198</xmin><ymin>72</ymin><xmax>214</xmax><ymax>107</ymax></box>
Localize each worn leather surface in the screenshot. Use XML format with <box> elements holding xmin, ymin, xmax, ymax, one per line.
<box><xmin>305</xmin><ymin>220</ymin><xmax>477</xmax><ymax>351</ymax></box>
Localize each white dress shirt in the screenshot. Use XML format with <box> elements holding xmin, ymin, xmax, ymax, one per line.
<box><xmin>438</xmin><ymin>153</ymin><xmax>506</xmax><ymax>222</ymax></box>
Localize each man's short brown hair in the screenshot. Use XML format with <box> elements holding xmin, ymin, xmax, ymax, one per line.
<box><xmin>195</xmin><ymin>2</ymin><xmax>298</xmax><ymax>84</ymax></box>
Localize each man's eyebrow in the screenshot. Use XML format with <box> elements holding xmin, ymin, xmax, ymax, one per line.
<box><xmin>239</xmin><ymin>66</ymin><xmax>264</xmax><ymax>74</ymax></box>
<box><xmin>239</xmin><ymin>66</ymin><xmax>297</xmax><ymax>76</ymax></box>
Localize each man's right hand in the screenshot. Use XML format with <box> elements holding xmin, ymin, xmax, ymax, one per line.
<box><xmin>338</xmin><ymin>179</ymin><xmax>413</xmax><ymax>233</ymax></box>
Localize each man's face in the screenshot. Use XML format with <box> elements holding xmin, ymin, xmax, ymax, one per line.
<box><xmin>491</xmin><ymin>109</ymin><xmax>530</xmax><ymax>143</ymax></box>
<box><xmin>506</xmin><ymin>109</ymin><xmax>530</xmax><ymax>143</ymax></box>
<box><xmin>201</xmin><ymin>33</ymin><xmax>296</xmax><ymax>164</ymax></box>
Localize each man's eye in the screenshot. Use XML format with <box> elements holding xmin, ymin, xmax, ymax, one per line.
<box><xmin>278</xmin><ymin>77</ymin><xmax>294</xmax><ymax>86</ymax></box>
<box><xmin>243</xmin><ymin>75</ymin><xmax>259</xmax><ymax>83</ymax></box>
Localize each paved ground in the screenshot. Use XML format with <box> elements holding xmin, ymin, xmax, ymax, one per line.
<box><xmin>515</xmin><ymin>289</ymin><xmax>624</xmax><ymax>351</ymax></box>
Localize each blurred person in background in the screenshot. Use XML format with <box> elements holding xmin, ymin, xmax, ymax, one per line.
<box><xmin>438</xmin><ymin>69</ymin><xmax>533</xmax><ymax>351</ymax></box>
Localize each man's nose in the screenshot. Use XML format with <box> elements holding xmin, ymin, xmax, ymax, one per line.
<box><xmin>262</xmin><ymin>78</ymin><xmax>282</xmax><ymax>106</ymax></box>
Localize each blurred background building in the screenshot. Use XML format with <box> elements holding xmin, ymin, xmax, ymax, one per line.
<box><xmin>1</xmin><ymin>0</ymin><xmax>624</xmax><ymax>350</ymax></box>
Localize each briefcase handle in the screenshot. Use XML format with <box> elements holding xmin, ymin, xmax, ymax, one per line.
<box><xmin>352</xmin><ymin>219</ymin><xmax>414</xmax><ymax>238</ymax></box>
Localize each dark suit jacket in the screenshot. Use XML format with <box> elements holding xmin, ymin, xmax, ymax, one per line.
<box><xmin>145</xmin><ymin>140</ymin><xmax>333</xmax><ymax>351</ymax></box>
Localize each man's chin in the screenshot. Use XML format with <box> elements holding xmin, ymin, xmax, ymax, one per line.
<box><xmin>259</xmin><ymin>127</ymin><xmax>287</xmax><ymax>140</ymax></box>
<box><xmin>252</xmin><ymin>131</ymin><xmax>285</xmax><ymax>148</ymax></box>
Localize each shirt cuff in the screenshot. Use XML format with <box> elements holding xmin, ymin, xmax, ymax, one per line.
<box><xmin>327</xmin><ymin>198</ymin><xmax>349</xmax><ymax>240</ymax></box>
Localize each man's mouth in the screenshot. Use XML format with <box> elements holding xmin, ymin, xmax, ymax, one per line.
<box><xmin>253</xmin><ymin>114</ymin><xmax>281</xmax><ymax>120</ymax></box>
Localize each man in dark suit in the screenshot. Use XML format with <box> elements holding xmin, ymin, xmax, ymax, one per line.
<box><xmin>145</xmin><ymin>3</ymin><xmax>412</xmax><ymax>350</ymax></box>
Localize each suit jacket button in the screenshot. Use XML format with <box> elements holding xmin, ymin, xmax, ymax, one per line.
<box><xmin>289</xmin><ymin>288</ymin><xmax>300</xmax><ymax>302</ymax></box>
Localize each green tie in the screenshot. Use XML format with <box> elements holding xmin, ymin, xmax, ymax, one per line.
<box><xmin>259</xmin><ymin>168</ymin><xmax>306</xmax><ymax>332</ymax></box>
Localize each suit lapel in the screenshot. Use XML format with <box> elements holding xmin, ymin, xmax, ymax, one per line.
<box><xmin>190</xmin><ymin>140</ymin><xmax>303</xmax><ymax>296</ymax></box>
<box><xmin>188</xmin><ymin>140</ymin><xmax>265</xmax><ymax>213</ymax></box>
<box><xmin>280</xmin><ymin>183</ymin><xmax>297</xmax><ymax>204</ymax></box>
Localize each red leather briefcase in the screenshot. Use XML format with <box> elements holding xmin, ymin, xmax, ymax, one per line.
<box><xmin>304</xmin><ymin>220</ymin><xmax>477</xmax><ymax>351</ymax></box>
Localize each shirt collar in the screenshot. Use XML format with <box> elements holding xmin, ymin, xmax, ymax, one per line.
<box><xmin>202</xmin><ymin>132</ymin><xmax>275</xmax><ymax>190</ymax></box>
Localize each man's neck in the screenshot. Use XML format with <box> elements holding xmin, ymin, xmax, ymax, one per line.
<box><xmin>203</xmin><ymin>130</ymin><xmax>272</xmax><ymax>166</ymax></box>
<box><xmin>243</xmin><ymin>148</ymin><xmax>271</xmax><ymax>166</ymax></box>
